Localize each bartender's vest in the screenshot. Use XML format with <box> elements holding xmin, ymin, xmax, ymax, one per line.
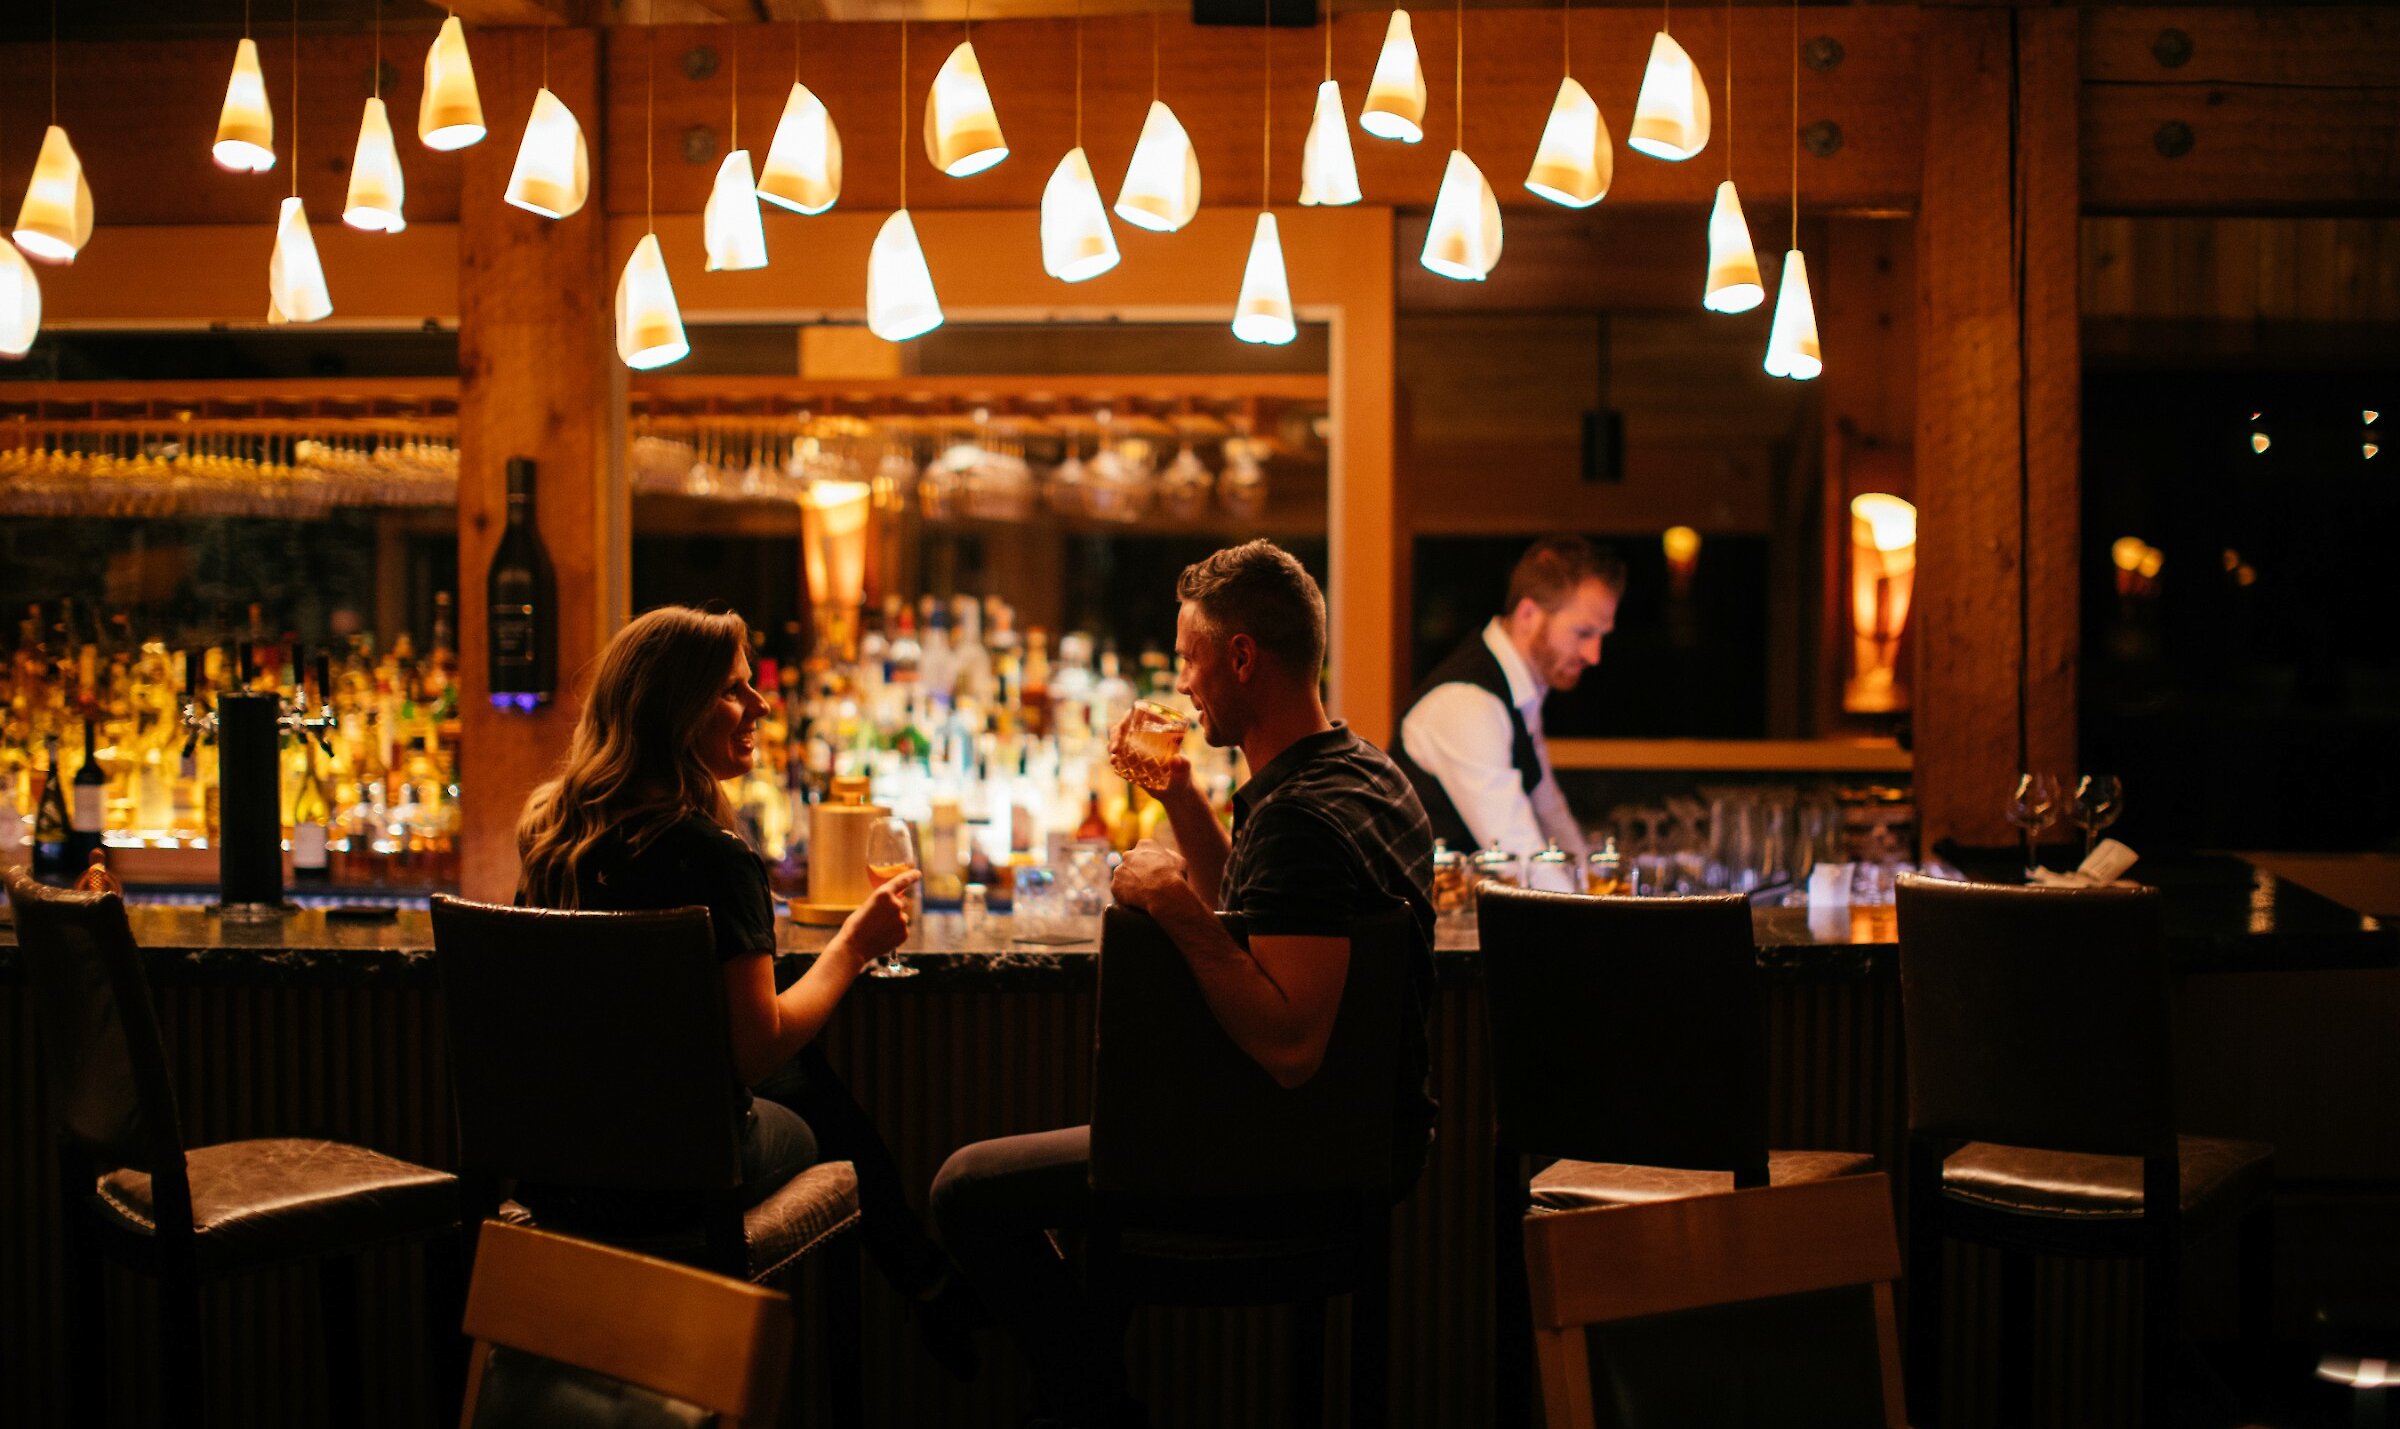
<box><xmin>1389</xmin><ymin>634</ymin><xmax>1541</xmax><ymax>852</ymax></box>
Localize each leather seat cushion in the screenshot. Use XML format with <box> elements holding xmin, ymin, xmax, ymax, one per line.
<box><xmin>1941</xmin><ymin>1135</ymin><xmax>2274</xmax><ymax>1228</ymax></box>
<box><xmin>96</xmin><ymin>1138</ymin><xmax>458</xmax><ymax>1273</ymax></box>
<box><xmin>496</xmin><ymin>1159</ymin><xmax>860</xmax><ymax>1286</ymax></box>
<box><xmin>1531</xmin><ymin>1149</ymin><xmax>1876</xmax><ymax>1211</ymax></box>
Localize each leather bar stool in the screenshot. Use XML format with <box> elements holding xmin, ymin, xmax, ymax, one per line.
<box><xmin>9</xmin><ymin>868</ymin><xmax>464</xmax><ymax>1429</ymax></box>
<box><xmin>1477</xmin><ymin>885</ymin><xmax>1877</xmax><ymax>1429</ymax></box>
<box><xmin>429</xmin><ymin>895</ymin><xmax>866</xmax><ymax>1428</ymax></box>
<box><xmin>1086</xmin><ymin>905</ymin><xmax>1423</xmax><ymax>1429</ymax></box>
<box><xmin>1895</xmin><ymin>874</ymin><xmax>2275</xmax><ymax>1429</ymax></box>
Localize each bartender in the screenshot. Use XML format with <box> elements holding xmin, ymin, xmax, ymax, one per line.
<box><xmin>1391</xmin><ymin>536</ymin><xmax>1625</xmax><ymax>884</ymax></box>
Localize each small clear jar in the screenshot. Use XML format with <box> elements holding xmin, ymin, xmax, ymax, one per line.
<box><xmin>1431</xmin><ymin>839</ymin><xmax>1470</xmax><ymax>914</ymax></box>
<box><xmin>1585</xmin><ymin>836</ymin><xmax>1625</xmax><ymax>896</ymax></box>
<box><xmin>1529</xmin><ymin>839</ymin><xmax>1577</xmax><ymax>893</ymax></box>
<box><xmin>1471</xmin><ymin>842</ymin><xmax>1522</xmax><ymax>892</ymax></box>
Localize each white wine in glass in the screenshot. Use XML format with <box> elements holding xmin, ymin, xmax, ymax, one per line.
<box><xmin>862</xmin><ymin>816</ymin><xmax>919</xmax><ymax>979</ymax></box>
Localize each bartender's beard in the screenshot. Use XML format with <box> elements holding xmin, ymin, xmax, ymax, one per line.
<box><xmin>1530</xmin><ymin>614</ymin><xmax>1590</xmax><ymax>691</ymax></box>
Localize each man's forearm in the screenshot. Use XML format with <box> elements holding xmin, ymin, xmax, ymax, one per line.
<box><xmin>1161</xmin><ymin>785</ymin><xmax>1231</xmax><ymax>906</ymax></box>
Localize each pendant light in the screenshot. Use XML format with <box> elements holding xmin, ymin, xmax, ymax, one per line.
<box><xmin>419</xmin><ymin>14</ymin><xmax>486</xmax><ymax>151</ymax></box>
<box><xmin>14</xmin><ymin>14</ymin><xmax>92</xmax><ymax>267</ymax></box>
<box><xmin>1420</xmin><ymin>0</ymin><xmax>1501</xmax><ymax>281</ymax></box>
<box><xmin>617</xmin><ymin>20</ymin><xmax>688</xmax><ymax>369</ymax></box>
<box><xmin>1298</xmin><ymin>2</ymin><xmax>1360</xmax><ymax>206</ymax></box>
<box><xmin>872</xmin><ymin>18</ymin><xmax>944</xmax><ymax>342</ymax></box>
<box><xmin>757</xmin><ymin>9</ymin><xmax>840</xmax><ymax>215</ymax></box>
<box><xmin>506</xmin><ymin>23</ymin><xmax>589</xmax><ymax>219</ymax></box>
<box><xmin>704</xmin><ymin>38</ymin><xmax>769</xmax><ymax>271</ymax></box>
<box><xmin>1628</xmin><ymin>2</ymin><xmax>1708</xmax><ymax>162</ymax></box>
<box><xmin>345</xmin><ymin>3</ymin><xmax>406</xmax><ymax>233</ymax></box>
<box><xmin>213</xmin><ymin>9</ymin><xmax>276</xmax><ymax>174</ymax></box>
<box><xmin>0</xmin><ymin>129</ymin><xmax>39</xmax><ymax>355</ymax></box>
<box><xmin>1523</xmin><ymin>0</ymin><xmax>1610</xmax><ymax>208</ymax></box>
<box><xmin>1359</xmin><ymin>10</ymin><xmax>1426</xmax><ymax>143</ymax></box>
<box><xmin>1700</xmin><ymin>0</ymin><xmax>1759</xmax><ymax>312</ymax></box>
<box><xmin>1041</xmin><ymin>1</ymin><xmax>1118</xmax><ymax>281</ymax></box>
<box><xmin>1113</xmin><ymin>2</ymin><xmax>1200</xmax><ymax>233</ymax></box>
<box><xmin>1764</xmin><ymin>0</ymin><xmax>1819</xmax><ymax>380</ymax></box>
<box><xmin>1232</xmin><ymin>0</ymin><xmax>1293</xmax><ymax>346</ymax></box>
<box><xmin>267</xmin><ymin>10</ymin><xmax>330</xmax><ymax>325</ymax></box>
<box><xmin>924</xmin><ymin>0</ymin><xmax>1007</xmax><ymax>178</ymax></box>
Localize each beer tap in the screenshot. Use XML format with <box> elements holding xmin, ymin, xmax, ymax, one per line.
<box><xmin>280</xmin><ymin>651</ymin><xmax>338</xmax><ymax>758</ymax></box>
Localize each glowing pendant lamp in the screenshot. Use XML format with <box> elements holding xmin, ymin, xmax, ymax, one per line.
<box><xmin>616</xmin><ymin>233</ymin><xmax>689</xmax><ymax>369</ymax></box>
<box><xmin>213</xmin><ymin>38</ymin><xmax>277</xmax><ymax>173</ymax></box>
<box><xmin>705</xmin><ymin>151</ymin><xmax>770</xmax><ymax>271</ymax></box>
<box><xmin>1042</xmin><ymin>148</ymin><xmax>1119</xmax><ymax>282</ymax></box>
<box><xmin>268</xmin><ymin>196</ymin><xmax>333</xmax><ymax>324</ymax></box>
<box><xmin>757</xmin><ymin>83</ymin><xmax>841</xmax><ymax>214</ymax></box>
<box><xmin>924</xmin><ymin>42</ymin><xmax>1007</xmax><ymax>177</ymax></box>
<box><xmin>1524</xmin><ymin>76</ymin><xmax>1611</xmax><ymax>208</ymax></box>
<box><xmin>418</xmin><ymin>16</ymin><xmax>486</xmax><ymax>151</ymax></box>
<box><xmin>1234</xmin><ymin>212</ymin><xmax>1296</xmax><ymax>347</ymax></box>
<box><xmin>868</xmin><ymin>210</ymin><xmax>943</xmax><ymax>343</ymax></box>
<box><xmin>1359</xmin><ymin>11</ymin><xmax>1426</xmax><ymax>143</ymax></box>
<box><xmin>1702</xmin><ymin>180</ymin><xmax>1762</xmax><ymax>312</ymax></box>
<box><xmin>344</xmin><ymin>97</ymin><xmax>407</xmax><ymax>232</ymax></box>
<box><xmin>1764</xmin><ymin>250</ymin><xmax>1820</xmax><ymax>380</ymax></box>
<box><xmin>1628</xmin><ymin>30</ymin><xmax>1708</xmax><ymax>161</ymax></box>
<box><xmin>0</xmin><ymin>243</ymin><xmax>39</xmax><ymax>358</ymax></box>
<box><xmin>1422</xmin><ymin>149</ymin><xmax>1502</xmax><ymax>281</ymax></box>
<box><xmin>1114</xmin><ymin>102</ymin><xmax>1200</xmax><ymax>233</ymax></box>
<box><xmin>1300</xmin><ymin>82</ymin><xmax>1362</xmax><ymax>206</ymax></box>
<box><xmin>13</xmin><ymin>126</ymin><xmax>93</xmax><ymax>265</ymax></box>
<box><xmin>505</xmin><ymin>88</ymin><xmax>590</xmax><ymax>218</ymax></box>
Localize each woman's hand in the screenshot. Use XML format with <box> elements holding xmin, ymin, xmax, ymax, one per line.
<box><xmin>833</xmin><ymin>869</ymin><xmax>920</xmax><ymax>972</ymax></box>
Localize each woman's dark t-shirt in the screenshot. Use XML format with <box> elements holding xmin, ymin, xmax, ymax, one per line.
<box><xmin>574</xmin><ymin>810</ymin><xmax>778</xmax><ymax>963</ymax></box>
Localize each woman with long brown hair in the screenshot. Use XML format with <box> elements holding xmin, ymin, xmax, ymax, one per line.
<box><xmin>516</xmin><ymin>603</ymin><xmax>980</xmax><ymax>1376</ymax></box>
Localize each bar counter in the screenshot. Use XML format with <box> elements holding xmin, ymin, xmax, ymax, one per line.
<box><xmin>3</xmin><ymin>857</ymin><xmax>2394</xmax><ymax>1428</ymax></box>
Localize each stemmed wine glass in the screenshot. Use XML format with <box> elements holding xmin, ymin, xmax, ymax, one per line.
<box><xmin>2007</xmin><ymin>774</ymin><xmax>2061</xmax><ymax>880</ymax></box>
<box><xmin>2071</xmin><ymin>775</ymin><xmax>2124</xmax><ymax>862</ymax></box>
<box><xmin>862</xmin><ymin>816</ymin><xmax>920</xmax><ymax>979</ymax></box>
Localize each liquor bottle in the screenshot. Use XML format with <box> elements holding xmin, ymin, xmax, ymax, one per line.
<box><xmin>70</xmin><ymin>717</ymin><xmax>105</xmax><ymax>868</ymax></box>
<box><xmin>488</xmin><ymin>457</ymin><xmax>557</xmax><ymax>708</ymax></box>
<box><xmin>1075</xmin><ymin>790</ymin><xmax>1109</xmax><ymax>843</ymax></box>
<box><xmin>290</xmin><ymin>739</ymin><xmax>332</xmax><ymax>883</ymax></box>
<box><xmin>33</xmin><ymin>736</ymin><xmax>71</xmax><ymax>878</ymax></box>
<box><xmin>1021</xmin><ymin>628</ymin><xmax>1052</xmax><ymax>738</ymax></box>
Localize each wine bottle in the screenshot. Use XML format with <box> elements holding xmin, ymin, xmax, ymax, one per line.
<box><xmin>487</xmin><ymin>457</ymin><xmax>557</xmax><ymax>709</ymax></box>
<box><xmin>71</xmin><ymin>718</ymin><xmax>105</xmax><ymax>868</ymax></box>
<box><xmin>33</xmin><ymin>736</ymin><xmax>71</xmax><ymax>879</ymax></box>
<box><xmin>290</xmin><ymin>739</ymin><xmax>332</xmax><ymax>883</ymax></box>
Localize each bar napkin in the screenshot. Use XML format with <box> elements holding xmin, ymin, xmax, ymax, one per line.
<box><xmin>2031</xmin><ymin>838</ymin><xmax>2140</xmax><ymax>887</ymax></box>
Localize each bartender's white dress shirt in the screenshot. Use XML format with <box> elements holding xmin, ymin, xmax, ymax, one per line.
<box><xmin>1399</xmin><ymin>619</ymin><xmax>1589</xmax><ymax>886</ymax></box>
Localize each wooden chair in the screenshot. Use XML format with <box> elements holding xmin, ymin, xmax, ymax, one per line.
<box><xmin>1895</xmin><ymin>874</ymin><xmax>2274</xmax><ymax>1428</ymax></box>
<box><xmin>458</xmin><ymin>1219</ymin><xmax>794</xmax><ymax>1429</ymax></box>
<box><xmin>1477</xmin><ymin>884</ymin><xmax>1876</xmax><ymax>1427</ymax></box>
<box><xmin>1521</xmin><ymin>1173</ymin><xmax>1908</xmax><ymax>1429</ymax></box>
<box><xmin>429</xmin><ymin>894</ymin><xmax>864</xmax><ymax>1427</ymax></box>
<box><xmin>9</xmin><ymin>867</ymin><xmax>464</xmax><ymax>1429</ymax></box>
<box><xmin>1087</xmin><ymin>903</ymin><xmax>1423</xmax><ymax>1428</ymax></box>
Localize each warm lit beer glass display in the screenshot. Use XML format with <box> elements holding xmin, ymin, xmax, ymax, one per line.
<box><xmin>1109</xmin><ymin>701</ymin><xmax>1189</xmax><ymax>791</ymax></box>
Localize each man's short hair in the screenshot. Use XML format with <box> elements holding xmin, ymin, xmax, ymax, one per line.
<box><xmin>1176</xmin><ymin>540</ymin><xmax>1328</xmax><ymax>677</ymax></box>
<box><xmin>1505</xmin><ymin>535</ymin><xmax>1628</xmax><ymax>615</ymax></box>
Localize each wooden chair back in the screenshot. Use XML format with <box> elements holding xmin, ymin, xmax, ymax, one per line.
<box><xmin>458</xmin><ymin>1219</ymin><xmax>792</xmax><ymax>1429</ymax></box>
<box><xmin>1520</xmin><ymin>1173</ymin><xmax>1906</xmax><ymax>1429</ymax></box>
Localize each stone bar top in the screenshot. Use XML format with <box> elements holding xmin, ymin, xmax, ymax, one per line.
<box><xmin>0</xmin><ymin>855</ymin><xmax>2387</xmax><ymax>988</ymax></box>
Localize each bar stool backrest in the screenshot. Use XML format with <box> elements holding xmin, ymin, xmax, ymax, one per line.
<box><xmin>8</xmin><ymin>868</ymin><xmax>197</xmax><ymax>1235</ymax></box>
<box><xmin>1478</xmin><ymin>885</ymin><xmax>1767</xmax><ymax>1180</ymax></box>
<box><xmin>1090</xmin><ymin>904</ymin><xmax>1413</xmax><ymax>1206</ymax></box>
<box><xmin>1894</xmin><ymin>874</ymin><xmax>2173</xmax><ymax>1158</ymax></box>
<box><xmin>431</xmin><ymin>896</ymin><xmax>745</xmax><ymax>1193</ymax></box>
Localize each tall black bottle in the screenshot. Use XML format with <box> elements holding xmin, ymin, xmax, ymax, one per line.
<box><xmin>487</xmin><ymin>457</ymin><xmax>557</xmax><ymax>708</ymax></box>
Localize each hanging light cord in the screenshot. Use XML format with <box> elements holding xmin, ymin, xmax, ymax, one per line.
<box><xmin>1562</xmin><ymin>0</ymin><xmax>1570</xmax><ymax>78</ymax></box>
<box><xmin>1454</xmin><ymin>0</ymin><xmax>1463</xmax><ymax>152</ymax></box>
<box><xmin>49</xmin><ymin>0</ymin><xmax>57</xmax><ymax>123</ymax></box>
<box><xmin>1789</xmin><ymin>0</ymin><xmax>1798</xmax><ymax>250</ymax></box>
<box><xmin>1153</xmin><ymin>0</ymin><xmax>1163</xmax><ymax>102</ymax></box>
<box><xmin>1259</xmin><ymin>0</ymin><xmax>1270</xmax><ymax>211</ymax></box>
<box><xmin>1074</xmin><ymin>0</ymin><xmax>1083</xmax><ymax>150</ymax></box>
<box><xmin>1725</xmin><ymin>0</ymin><xmax>1733</xmax><ymax>180</ymax></box>
<box><xmin>646</xmin><ymin>9</ymin><xmax>656</xmax><ymax>229</ymax></box>
<box><xmin>1661</xmin><ymin>0</ymin><xmax>1671</xmax><ymax>39</ymax></box>
<box><xmin>731</xmin><ymin>31</ymin><xmax>740</xmax><ymax>153</ymax></box>
<box><xmin>373</xmin><ymin>0</ymin><xmax>382</xmax><ymax>97</ymax></box>
<box><xmin>1323</xmin><ymin>0</ymin><xmax>1332</xmax><ymax>82</ymax></box>
<box><xmin>898</xmin><ymin>16</ymin><xmax>909</xmax><ymax>210</ymax></box>
<box><xmin>540</xmin><ymin>13</ymin><xmax>549</xmax><ymax>91</ymax></box>
<box><xmin>289</xmin><ymin>0</ymin><xmax>299</xmax><ymax>197</ymax></box>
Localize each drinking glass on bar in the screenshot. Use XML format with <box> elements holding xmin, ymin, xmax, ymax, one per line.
<box><xmin>862</xmin><ymin>815</ymin><xmax>920</xmax><ymax>979</ymax></box>
<box><xmin>2070</xmin><ymin>775</ymin><xmax>2123</xmax><ymax>862</ymax></box>
<box><xmin>2006</xmin><ymin>773</ymin><xmax>2060</xmax><ymax>880</ymax></box>
<box><xmin>1109</xmin><ymin>700</ymin><xmax>1191</xmax><ymax>792</ymax></box>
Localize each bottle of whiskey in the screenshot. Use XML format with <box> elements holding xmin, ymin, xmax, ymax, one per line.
<box><xmin>487</xmin><ymin>457</ymin><xmax>557</xmax><ymax>708</ymax></box>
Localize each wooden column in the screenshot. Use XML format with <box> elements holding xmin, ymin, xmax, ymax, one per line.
<box><xmin>1913</xmin><ymin>7</ymin><xmax>2079</xmax><ymax>849</ymax></box>
<box><xmin>457</xmin><ymin>28</ymin><xmax>624</xmax><ymax>904</ymax></box>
